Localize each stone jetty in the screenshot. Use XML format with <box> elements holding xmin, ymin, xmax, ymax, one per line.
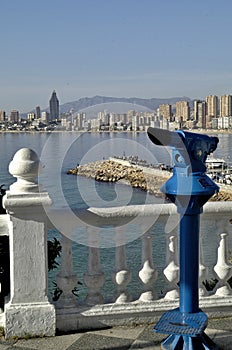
<box><xmin>67</xmin><ymin>159</ymin><xmax>170</xmax><ymax>197</ymax></box>
<box><xmin>67</xmin><ymin>159</ymin><xmax>232</xmax><ymax>201</ymax></box>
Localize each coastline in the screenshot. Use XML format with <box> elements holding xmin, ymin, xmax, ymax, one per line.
<box><xmin>1</xmin><ymin>128</ymin><xmax>232</xmax><ymax>134</ymax></box>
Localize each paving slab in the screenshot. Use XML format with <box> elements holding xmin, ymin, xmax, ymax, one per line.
<box><xmin>0</xmin><ymin>320</ymin><xmax>231</xmax><ymax>350</ymax></box>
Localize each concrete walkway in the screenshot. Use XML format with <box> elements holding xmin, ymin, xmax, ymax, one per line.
<box><xmin>0</xmin><ymin>318</ymin><xmax>232</xmax><ymax>350</ymax></box>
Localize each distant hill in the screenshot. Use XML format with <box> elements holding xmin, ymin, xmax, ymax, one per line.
<box><xmin>59</xmin><ymin>95</ymin><xmax>193</xmax><ymax>118</ymax></box>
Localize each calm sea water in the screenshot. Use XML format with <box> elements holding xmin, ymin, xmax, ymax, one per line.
<box><xmin>0</xmin><ymin>131</ymin><xmax>168</xmax><ymax>206</ymax></box>
<box><xmin>0</xmin><ymin>131</ymin><xmax>230</xmax><ymax>299</ymax></box>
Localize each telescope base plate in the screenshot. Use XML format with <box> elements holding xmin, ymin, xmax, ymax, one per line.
<box><xmin>154</xmin><ymin>308</ymin><xmax>207</xmax><ymax>336</ymax></box>
<box><xmin>155</xmin><ymin>309</ymin><xmax>218</xmax><ymax>349</ymax></box>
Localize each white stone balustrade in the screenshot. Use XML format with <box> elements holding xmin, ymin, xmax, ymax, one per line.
<box><xmin>1</xmin><ymin>148</ymin><xmax>232</xmax><ymax>336</ymax></box>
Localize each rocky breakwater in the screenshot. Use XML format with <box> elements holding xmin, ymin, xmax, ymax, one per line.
<box><xmin>67</xmin><ymin>160</ymin><xmax>170</xmax><ymax>197</ymax></box>
<box><xmin>67</xmin><ymin>160</ymin><xmax>232</xmax><ymax>201</ymax></box>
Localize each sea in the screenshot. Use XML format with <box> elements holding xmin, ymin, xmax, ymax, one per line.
<box><xmin>0</xmin><ymin>131</ymin><xmax>231</xmax><ymax>300</ymax></box>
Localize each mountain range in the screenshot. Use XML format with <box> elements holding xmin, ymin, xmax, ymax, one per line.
<box><xmin>22</xmin><ymin>95</ymin><xmax>193</xmax><ymax>120</ymax></box>
<box><xmin>59</xmin><ymin>95</ymin><xmax>193</xmax><ymax>118</ymax></box>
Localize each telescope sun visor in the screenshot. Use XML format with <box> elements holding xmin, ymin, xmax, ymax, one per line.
<box><xmin>147</xmin><ymin>127</ymin><xmax>184</xmax><ymax>148</ymax></box>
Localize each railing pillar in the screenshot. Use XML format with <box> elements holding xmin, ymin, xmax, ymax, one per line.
<box><xmin>139</xmin><ymin>230</ymin><xmax>157</xmax><ymax>301</ymax></box>
<box><xmin>214</xmin><ymin>233</ymin><xmax>232</xmax><ymax>296</ymax></box>
<box><xmin>199</xmin><ymin>233</ymin><xmax>208</xmax><ymax>297</ymax></box>
<box><xmin>112</xmin><ymin>227</ymin><xmax>131</xmax><ymax>303</ymax></box>
<box><xmin>163</xmin><ymin>231</ymin><xmax>179</xmax><ymax>300</ymax></box>
<box><xmin>56</xmin><ymin>234</ymin><xmax>78</xmax><ymax>308</ymax></box>
<box><xmin>84</xmin><ymin>227</ymin><xmax>105</xmax><ymax>305</ymax></box>
<box><xmin>3</xmin><ymin>148</ymin><xmax>56</xmax><ymax>339</ymax></box>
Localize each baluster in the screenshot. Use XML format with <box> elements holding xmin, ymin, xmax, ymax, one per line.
<box><xmin>84</xmin><ymin>227</ymin><xmax>105</xmax><ymax>305</ymax></box>
<box><xmin>139</xmin><ymin>230</ymin><xmax>157</xmax><ymax>301</ymax></box>
<box><xmin>199</xmin><ymin>232</ymin><xmax>209</xmax><ymax>297</ymax></box>
<box><xmin>56</xmin><ymin>234</ymin><xmax>78</xmax><ymax>308</ymax></box>
<box><xmin>112</xmin><ymin>227</ymin><xmax>131</xmax><ymax>303</ymax></box>
<box><xmin>214</xmin><ymin>233</ymin><xmax>232</xmax><ymax>296</ymax></box>
<box><xmin>163</xmin><ymin>231</ymin><xmax>179</xmax><ymax>300</ymax></box>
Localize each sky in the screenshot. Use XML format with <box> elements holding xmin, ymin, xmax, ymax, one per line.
<box><xmin>1</xmin><ymin>0</ymin><xmax>232</xmax><ymax>114</ymax></box>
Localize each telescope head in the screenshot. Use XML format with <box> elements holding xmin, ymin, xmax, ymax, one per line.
<box><xmin>147</xmin><ymin>127</ymin><xmax>219</xmax><ymax>173</ymax></box>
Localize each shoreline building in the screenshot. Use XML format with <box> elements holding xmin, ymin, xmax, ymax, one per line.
<box><xmin>193</xmin><ymin>100</ymin><xmax>207</xmax><ymax>129</ymax></box>
<box><xmin>27</xmin><ymin>113</ymin><xmax>36</xmax><ymax>122</ymax></box>
<box><xmin>9</xmin><ymin>110</ymin><xmax>19</xmax><ymax>123</ymax></box>
<box><xmin>49</xmin><ymin>90</ymin><xmax>59</xmax><ymax>121</ymax></box>
<box><xmin>175</xmin><ymin>101</ymin><xmax>190</xmax><ymax>127</ymax></box>
<box><xmin>0</xmin><ymin>110</ymin><xmax>6</xmax><ymax>123</ymax></box>
<box><xmin>206</xmin><ymin>95</ymin><xmax>218</xmax><ymax>119</ymax></box>
<box><xmin>35</xmin><ymin>106</ymin><xmax>41</xmax><ymax>119</ymax></box>
<box><xmin>219</xmin><ymin>94</ymin><xmax>232</xmax><ymax>117</ymax></box>
<box><xmin>158</xmin><ymin>104</ymin><xmax>172</xmax><ymax>122</ymax></box>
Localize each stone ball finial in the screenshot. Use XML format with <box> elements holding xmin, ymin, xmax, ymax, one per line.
<box><xmin>9</xmin><ymin>148</ymin><xmax>40</xmax><ymax>193</ymax></box>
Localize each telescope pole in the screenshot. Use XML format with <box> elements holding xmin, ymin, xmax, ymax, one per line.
<box><xmin>179</xmin><ymin>213</ymin><xmax>200</xmax><ymax>314</ymax></box>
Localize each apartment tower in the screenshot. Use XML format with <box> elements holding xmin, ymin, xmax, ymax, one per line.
<box><xmin>194</xmin><ymin>100</ymin><xmax>207</xmax><ymax>128</ymax></box>
<box><xmin>9</xmin><ymin>110</ymin><xmax>19</xmax><ymax>123</ymax></box>
<box><xmin>49</xmin><ymin>90</ymin><xmax>59</xmax><ymax>121</ymax></box>
<box><xmin>175</xmin><ymin>101</ymin><xmax>190</xmax><ymax>122</ymax></box>
<box><xmin>219</xmin><ymin>94</ymin><xmax>232</xmax><ymax>117</ymax></box>
<box><xmin>0</xmin><ymin>110</ymin><xmax>6</xmax><ymax>123</ymax></box>
<box><xmin>158</xmin><ymin>104</ymin><xmax>172</xmax><ymax>121</ymax></box>
<box><xmin>206</xmin><ymin>95</ymin><xmax>218</xmax><ymax>118</ymax></box>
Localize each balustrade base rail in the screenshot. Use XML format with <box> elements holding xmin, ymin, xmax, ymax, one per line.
<box><xmin>55</xmin><ymin>296</ymin><xmax>232</xmax><ymax>333</ymax></box>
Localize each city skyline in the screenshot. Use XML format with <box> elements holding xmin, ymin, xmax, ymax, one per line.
<box><xmin>1</xmin><ymin>0</ymin><xmax>232</xmax><ymax>113</ymax></box>
<box><xmin>1</xmin><ymin>90</ymin><xmax>232</xmax><ymax>132</ymax></box>
<box><xmin>3</xmin><ymin>91</ymin><xmax>232</xmax><ymax>117</ymax></box>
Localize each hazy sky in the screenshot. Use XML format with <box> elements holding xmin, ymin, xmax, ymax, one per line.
<box><xmin>1</xmin><ymin>0</ymin><xmax>232</xmax><ymax>113</ymax></box>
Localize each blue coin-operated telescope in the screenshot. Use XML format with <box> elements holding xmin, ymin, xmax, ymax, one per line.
<box><xmin>147</xmin><ymin>127</ymin><xmax>219</xmax><ymax>350</ymax></box>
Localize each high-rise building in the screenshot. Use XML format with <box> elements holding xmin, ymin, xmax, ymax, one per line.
<box><xmin>49</xmin><ymin>90</ymin><xmax>59</xmax><ymax>121</ymax></box>
<box><xmin>76</xmin><ymin>113</ymin><xmax>86</xmax><ymax>130</ymax></box>
<box><xmin>158</xmin><ymin>104</ymin><xmax>172</xmax><ymax>121</ymax></box>
<box><xmin>219</xmin><ymin>94</ymin><xmax>232</xmax><ymax>117</ymax></box>
<box><xmin>9</xmin><ymin>110</ymin><xmax>19</xmax><ymax>123</ymax></box>
<box><xmin>118</xmin><ymin>113</ymin><xmax>127</xmax><ymax>125</ymax></box>
<box><xmin>132</xmin><ymin>115</ymin><xmax>140</xmax><ymax>131</ymax></box>
<box><xmin>41</xmin><ymin>111</ymin><xmax>49</xmax><ymax>122</ymax></box>
<box><xmin>27</xmin><ymin>113</ymin><xmax>35</xmax><ymax>121</ymax></box>
<box><xmin>206</xmin><ymin>95</ymin><xmax>218</xmax><ymax>118</ymax></box>
<box><xmin>0</xmin><ymin>110</ymin><xmax>6</xmax><ymax>122</ymax></box>
<box><xmin>194</xmin><ymin>101</ymin><xmax>207</xmax><ymax>128</ymax></box>
<box><xmin>175</xmin><ymin>101</ymin><xmax>190</xmax><ymax>122</ymax></box>
<box><xmin>35</xmin><ymin>106</ymin><xmax>41</xmax><ymax>119</ymax></box>
<box><xmin>193</xmin><ymin>100</ymin><xmax>200</xmax><ymax>122</ymax></box>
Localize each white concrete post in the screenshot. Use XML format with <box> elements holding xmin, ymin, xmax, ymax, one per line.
<box><xmin>214</xmin><ymin>233</ymin><xmax>232</xmax><ymax>296</ymax></box>
<box><xmin>199</xmin><ymin>233</ymin><xmax>208</xmax><ymax>297</ymax></box>
<box><xmin>163</xmin><ymin>232</ymin><xmax>179</xmax><ymax>300</ymax></box>
<box><xmin>112</xmin><ymin>227</ymin><xmax>131</xmax><ymax>303</ymax></box>
<box><xmin>84</xmin><ymin>227</ymin><xmax>105</xmax><ymax>305</ymax></box>
<box><xmin>56</xmin><ymin>234</ymin><xmax>78</xmax><ymax>308</ymax></box>
<box><xmin>139</xmin><ymin>230</ymin><xmax>157</xmax><ymax>301</ymax></box>
<box><xmin>2</xmin><ymin>148</ymin><xmax>56</xmax><ymax>339</ymax></box>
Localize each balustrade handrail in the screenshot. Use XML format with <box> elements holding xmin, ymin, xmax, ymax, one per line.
<box><xmin>46</xmin><ymin>201</ymin><xmax>232</xmax><ymax>230</ymax></box>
